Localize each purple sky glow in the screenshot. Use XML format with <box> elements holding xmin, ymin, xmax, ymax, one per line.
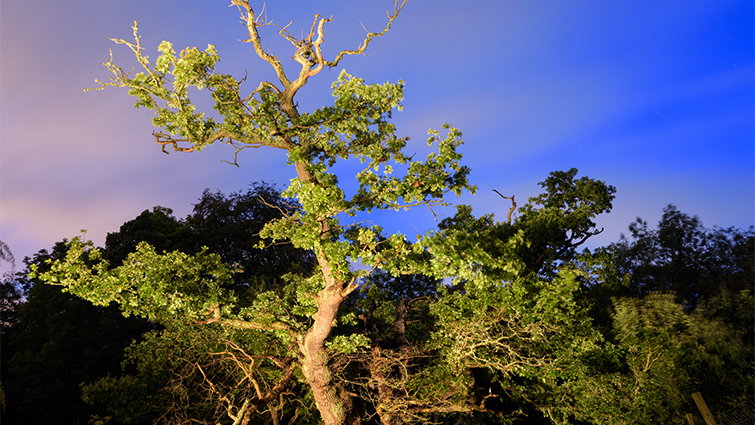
<box><xmin>1</xmin><ymin>0</ymin><xmax>753</xmax><ymax>272</ymax></box>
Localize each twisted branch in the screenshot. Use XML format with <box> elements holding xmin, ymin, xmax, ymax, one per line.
<box><xmin>230</xmin><ymin>0</ymin><xmax>406</xmax><ymax>106</ymax></box>
<box><xmin>494</xmin><ymin>190</ymin><xmax>517</xmax><ymax>224</ymax></box>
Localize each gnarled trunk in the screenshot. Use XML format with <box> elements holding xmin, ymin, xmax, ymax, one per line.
<box><xmin>297</xmin><ymin>249</ymin><xmax>357</xmax><ymax>425</ymax></box>
<box><xmin>299</xmin><ymin>287</ymin><xmax>347</xmax><ymax>424</ymax></box>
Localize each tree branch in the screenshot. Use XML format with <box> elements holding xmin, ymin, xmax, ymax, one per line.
<box><xmin>231</xmin><ymin>0</ymin><xmax>291</xmax><ymax>89</ymax></box>
<box><xmin>494</xmin><ymin>190</ymin><xmax>517</xmax><ymax>224</ymax></box>
<box><xmin>323</xmin><ymin>0</ymin><xmax>408</xmax><ymax>68</ymax></box>
<box><xmin>195</xmin><ymin>305</ymin><xmax>297</xmax><ymax>334</ymax></box>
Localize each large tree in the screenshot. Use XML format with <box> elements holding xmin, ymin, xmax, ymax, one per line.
<box><xmin>36</xmin><ymin>2</ymin><xmax>475</xmax><ymax>424</ymax></box>
<box><xmin>410</xmin><ymin>168</ymin><xmax>617</xmax><ymax>424</ymax></box>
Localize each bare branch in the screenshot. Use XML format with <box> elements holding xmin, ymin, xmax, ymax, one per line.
<box><xmin>323</xmin><ymin>0</ymin><xmax>408</xmax><ymax>68</ymax></box>
<box><xmin>0</xmin><ymin>240</ymin><xmax>15</xmax><ymax>269</ymax></box>
<box><xmin>231</xmin><ymin>0</ymin><xmax>291</xmax><ymax>88</ymax></box>
<box><xmin>231</xmin><ymin>0</ymin><xmax>406</xmax><ymax>117</ymax></box>
<box><xmin>494</xmin><ymin>190</ymin><xmax>517</xmax><ymax>224</ymax></box>
<box><xmin>153</xmin><ymin>125</ymin><xmax>287</xmax><ymax>157</ymax></box>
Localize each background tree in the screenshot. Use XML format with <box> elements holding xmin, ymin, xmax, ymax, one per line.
<box><xmin>103</xmin><ymin>206</ymin><xmax>197</xmax><ymax>265</ymax></box>
<box><xmin>557</xmin><ymin>292</ymin><xmax>752</xmax><ymax>425</ymax></box>
<box><xmin>2</xmin><ymin>244</ymin><xmax>148</xmax><ymax>425</ymax></box>
<box><xmin>104</xmin><ymin>182</ymin><xmax>316</xmax><ymax>297</ymax></box>
<box><xmin>0</xmin><ymin>241</ymin><xmax>20</xmax><ymax>417</ymax></box>
<box><xmin>411</xmin><ymin>169</ymin><xmax>616</xmax><ymax>424</ymax></box>
<box><xmin>610</xmin><ymin>204</ymin><xmax>754</xmax><ymax>308</ymax></box>
<box><xmin>421</xmin><ymin>168</ymin><xmax>616</xmax><ymax>285</ymax></box>
<box><xmin>184</xmin><ymin>182</ymin><xmax>317</xmax><ymax>293</ymax></box>
<box><xmin>566</xmin><ymin>206</ymin><xmax>755</xmax><ymax>424</ymax></box>
<box><xmin>1</xmin><ymin>241</ymin><xmax>21</xmax><ymax>332</ymax></box>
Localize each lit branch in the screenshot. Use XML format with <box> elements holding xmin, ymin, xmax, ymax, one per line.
<box><xmin>231</xmin><ymin>0</ymin><xmax>291</xmax><ymax>89</ymax></box>
<box><xmin>494</xmin><ymin>190</ymin><xmax>517</xmax><ymax>224</ymax></box>
<box><xmin>324</xmin><ymin>0</ymin><xmax>408</xmax><ymax>68</ymax></box>
<box><xmin>196</xmin><ymin>304</ymin><xmax>298</xmax><ymax>334</ymax></box>
<box><xmin>231</xmin><ymin>0</ymin><xmax>407</xmax><ymax>105</ymax></box>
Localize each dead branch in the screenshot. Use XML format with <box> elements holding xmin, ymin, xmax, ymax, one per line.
<box><xmin>324</xmin><ymin>0</ymin><xmax>408</xmax><ymax>68</ymax></box>
<box><xmin>231</xmin><ymin>0</ymin><xmax>291</xmax><ymax>88</ymax></box>
<box><xmin>493</xmin><ymin>190</ymin><xmax>517</xmax><ymax>224</ymax></box>
<box><xmin>230</xmin><ymin>0</ymin><xmax>407</xmax><ymax>106</ymax></box>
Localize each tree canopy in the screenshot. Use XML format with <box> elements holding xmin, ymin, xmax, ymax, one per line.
<box><xmin>16</xmin><ymin>188</ymin><xmax>754</xmax><ymax>425</ymax></box>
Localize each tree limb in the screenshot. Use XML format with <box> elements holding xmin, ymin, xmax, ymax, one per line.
<box><xmin>195</xmin><ymin>305</ymin><xmax>297</xmax><ymax>334</ymax></box>
<box><xmin>494</xmin><ymin>190</ymin><xmax>517</xmax><ymax>224</ymax></box>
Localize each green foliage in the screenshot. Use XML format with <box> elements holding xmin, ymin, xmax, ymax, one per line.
<box><xmin>326</xmin><ymin>334</ymin><xmax>371</xmax><ymax>354</ymax></box>
<box><xmin>22</xmin><ymin>173</ymin><xmax>753</xmax><ymax>425</ymax></box>
<box><xmin>515</xmin><ymin>168</ymin><xmax>616</xmax><ymax>275</ymax></box>
<box><xmin>558</xmin><ymin>293</ymin><xmax>752</xmax><ymax>425</ymax></box>
<box><xmin>421</xmin><ymin>169</ymin><xmax>615</xmax><ymax>289</ymax></box>
<box><xmin>24</xmin><ymin>185</ymin><xmax>320</xmax><ymax>424</ymax></box>
<box><xmin>429</xmin><ymin>270</ymin><xmax>597</xmax><ymax>379</ymax></box>
<box><xmin>327</xmin><ymin>170</ymin><xmax>617</xmax><ymax>424</ymax></box>
<box><xmin>255</xmin><ymin>74</ymin><xmax>474</xmax><ymax>279</ymax></box>
<box><xmin>33</xmin><ymin>238</ymin><xmax>238</xmax><ymax>325</ymax></box>
<box><xmin>185</xmin><ymin>182</ymin><xmax>317</xmax><ymax>286</ymax></box>
<box><xmin>592</xmin><ymin>206</ymin><xmax>755</xmax><ymax>423</ymax></box>
<box><xmin>108</xmin><ymin>26</ymin><xmax>224</xmax><ymax>147</ymax></box>
<box><xmin>82</xmin><ymin>323</ymin><xmax>316</xmax><ymax>425</ymax></box>
<box><xmin>696</xmin><ymin>288</ymin><xmax>755</xmax><ymax>345</ymax></box>
<box><xmin>355</xmin><ymin>269</ymin><xmax>439</xmax><ymax>344</ymax></box>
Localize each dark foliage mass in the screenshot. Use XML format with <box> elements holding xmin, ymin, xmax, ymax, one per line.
<box><xmin>2</xmin><ymin>177</ymin><xmax>752</xmax><ymax>425</ymax></box>
<box><xmin>1</xmin><ymin>244</ymin><xmax>149</xmax><ymax>425</ymax></box>
<box><xmin>611</xmin><ymin>205</ymin><xmax>753</xmax><ymax>306</ymax></box>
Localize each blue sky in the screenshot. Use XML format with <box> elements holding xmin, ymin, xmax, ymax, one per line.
<box><xmin>1</xmin><ymin>0</ymin><xmax>753</xmax><ymax>271</ymax></box>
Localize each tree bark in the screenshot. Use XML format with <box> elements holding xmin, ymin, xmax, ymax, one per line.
<box><xmin>298</xmin><ymin>254</ymin><xmax>351</xmax><ymax>425</ymax></box>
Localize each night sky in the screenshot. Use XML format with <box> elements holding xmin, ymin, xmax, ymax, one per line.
<box><xmin>1</xmin><ymin>0</ymin><xmax>753</xmax><ymax>271</ymax></box>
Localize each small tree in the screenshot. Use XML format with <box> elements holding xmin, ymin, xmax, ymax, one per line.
<box><xmin>35</xmin><ymin>2</ymin><xmax>474</xmax><ymax>424</ymax></box>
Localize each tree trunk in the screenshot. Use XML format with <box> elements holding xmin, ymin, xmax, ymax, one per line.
<box><xmin>299</xmin><ymin>285</ymin><xmax>349</xmax><ymax>424</ymax></box>
<box><xmin>372</xmin><ymin>296</ymin><xmax>410</xmax><ymax>425</ymax></box>
<box><xmin>292</xmin><ymin>154</ymin><xmax>354</xmax><ymax>423</ymax></box>
<box><xmin>298</xmin><ymin>251</ymin><xmax>353</xmax><ymax>425</ymax></box>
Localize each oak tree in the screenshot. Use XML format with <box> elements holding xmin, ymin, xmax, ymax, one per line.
<box><xmin>35</xmin><ymin>2</ymin><xmax>474</xmax><ymax>424</ymax></box>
